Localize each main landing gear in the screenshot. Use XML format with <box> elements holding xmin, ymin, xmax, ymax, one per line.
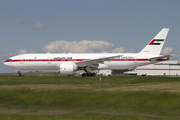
<box><xmin>81</xmin><ymin>66</ymin><xmax>96</xmax><ymax>77</ymax></box>
<box><xmin>82</xmin><ymin>72</ymin><xmax>96</xmax><ymax>77</ymax></box>
<box><xmin>17</xmin><ymin>71</ymin><xmax>23</xmax><ymax>76</ymax></box>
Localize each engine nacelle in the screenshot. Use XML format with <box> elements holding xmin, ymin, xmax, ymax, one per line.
<box><xmin>58</xmin><ymin>63</ymin><xmax>77</xmax><ymax>75</ymax></box>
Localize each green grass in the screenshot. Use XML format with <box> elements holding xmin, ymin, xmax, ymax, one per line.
<box><xmin>0</xmin><ymin>74</ymin><xmax>180</xmax><ymax>119</ymax></box>
<box><xmin>0</xmin><ymin>75</ymin><xmax>179</xmax><ymax>85</ymax></box>
<box><xmin>0</xmin><ymin>114</ymin><xmax>178</xmax><ymax>120</ymax></box>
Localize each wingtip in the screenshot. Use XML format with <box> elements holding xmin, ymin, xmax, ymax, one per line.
<box><xmin>162</xmin><ymin>28</ymin><xmax>169</xmax><ymax>30</ymax></box>
<box><xmin>170</xmin><ymin>54</ymin><xmax>176</xmax><ymax>57</ymax></box>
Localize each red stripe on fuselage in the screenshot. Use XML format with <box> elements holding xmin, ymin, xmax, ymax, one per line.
<box><xmin>4</xmin><ymin>58</ymin><xmax>169</xmax><ymax>63</ymax></box>
<box><xmin>111</xmin><ymin>59</ymin><xmax>149</xmax><ymax>61</ymax></box>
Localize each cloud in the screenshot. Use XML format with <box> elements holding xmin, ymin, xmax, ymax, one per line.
<box><xmin>32</xmin><ymin>23</ymin><xmax>46</xmax><ymax>29</ymax></box>
<box><xmin>0</xmin><ymin>52</ymin><xmax>16</xmax><ymax>62</ymax></box>
<box><xmin>161</xmin><ymin>47</ymin><xmax>173</xmax><ymax>54</ymax></box>
<box><xmin>18</xmin><ymin>49</ymin><xmax>37</xmax><ymax>54</ymax></box>
<box><xmin>18</xmin><ymin>49</ymin><xmax>27</xmax><ymax>54</ymax></box>
<box><xmin>42</xmin><ymin>40</ymin><xmax>127</xmax><ymax>53</ymax></box>
<box><xmin>111</xmin><ymin>47</ymin><xmax>125</xmax><ymax>53</ymax></box>
<box><xmin>0</xmin><ymin>49</ymin><xmax>37</xmax><ymax>63</ymax></box>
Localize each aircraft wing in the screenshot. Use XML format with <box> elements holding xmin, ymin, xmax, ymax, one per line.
<box><xmin>75</xmin><ymin>55</ymin><xmax>122</xmax><ymax>67</ymax></box>
<box><xmin>149</xmin><ymin>54</ymin><xmax>174</xmax><ymax>60</ymax></box>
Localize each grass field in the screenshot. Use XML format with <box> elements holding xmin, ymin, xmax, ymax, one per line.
<box><xmin>0</xmin><ymin>73</ymin><xmax>180</xmax><ymax>120</ymax></box>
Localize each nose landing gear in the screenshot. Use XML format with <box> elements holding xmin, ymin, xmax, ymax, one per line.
<box><xmin>17</xmin><ymin>71</ymin><xmax>23</xmax><ymax>76</ymax></box>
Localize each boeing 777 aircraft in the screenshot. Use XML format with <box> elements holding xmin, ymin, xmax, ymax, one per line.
<box><xmin>4</xmin><ymin>28</ymin><xmax>172</xmax><ymax>76</ymax></box>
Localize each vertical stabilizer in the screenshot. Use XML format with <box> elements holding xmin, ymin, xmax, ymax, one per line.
<box><xmin>139</xmin><ymin>28</ymin><xmax>169</xmax><ymax>55</ymax></box>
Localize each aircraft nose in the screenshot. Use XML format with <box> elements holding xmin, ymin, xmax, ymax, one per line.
<box><xmin>4</xmin><ymin>61</ymin><xmax>8</xmax><ymax>66</ymax></box>
<box><xmin>4</xmin><ymin>59</ymin><xmax>12</xmax><ymax>67</ymax></box>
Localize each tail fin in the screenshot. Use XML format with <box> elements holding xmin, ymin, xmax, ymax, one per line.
<box><xmin>139</xmin><ymin>28</ymin><xmax>169</xmax><ymax>55</ymax></box>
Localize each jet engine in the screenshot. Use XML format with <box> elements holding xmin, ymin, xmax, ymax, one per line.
<box><xmin>58</xmin><ymin>63</ymin><xmax>77</xmax><ymax>75</ymax></box>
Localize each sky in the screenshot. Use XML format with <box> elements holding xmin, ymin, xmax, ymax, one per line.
<box><xmin>1</xmin><ymin>0</ymin><xmax>180</xmax><ymax>73</ymax></box>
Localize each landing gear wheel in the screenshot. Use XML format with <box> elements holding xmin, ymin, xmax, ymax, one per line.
<box><xmin>82</xmin><ymin>73</ymin><xmax>96</xmax><ymax>77</ymax></box>
<box><xmin>17</xmin><ymin>71</ymin><xmax>23</xmax><ymax>76</ymax></box>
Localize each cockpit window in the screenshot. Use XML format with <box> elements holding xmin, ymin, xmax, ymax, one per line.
<box><xmin>6</xmin><ymin>59</ymin><xmax>12</xmax><ymax>61</ymax></box>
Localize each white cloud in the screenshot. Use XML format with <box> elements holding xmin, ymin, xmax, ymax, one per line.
<box><xmin>111</xmin><ymin>47</ymin><xmax>125</xmax><ymax>53</ymax></box>
<box><xmin>18</xmin><ymin>49</ymin><xmax>27</xmax><ymax>54</ymax></box>
<box><xmin>32</xmin><ymin>23</ymin><xmax>46</xmax><ymax>29</ymax></box>
<box><xmin>0</xmin><ymin>52</ymin><xmax>16</xmax><ymax>62</ymax></box>
<box><xmin>161</xmin><ymin>47</ymin><xmax>173</xmax><ymax>54</ymax></box>
<box><xmin>42</xmin><ymin>40</ymin><xmax>127</xmax><ymax>53</ymax></box>
<box><xmin>8</xmin><ymin>52</ymin><xmax>15</xmax><ymax>56</ymax></box>
<box><xmin>0</xmin><ymin>50</ymin><xmax>37</xmax><ymax>63</ymax></box>
<box><xmin>18</xmin><ymin>49</ymin><xmax>37</xmax><ymax>54</ymax></box>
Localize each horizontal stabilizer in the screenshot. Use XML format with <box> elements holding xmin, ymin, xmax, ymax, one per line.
<box><xmin>149</xmin><ymin>54</ymin><xmax>175</xmax><ymax>60</ymax></box>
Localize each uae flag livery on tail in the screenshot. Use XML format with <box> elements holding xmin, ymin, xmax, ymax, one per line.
<box><xmin>149</xmin><ymin>39</ymin><xmax>164</xmax><ymax>45</ymax></box>
<box><xmin>139</xmin><ymin>28</ymin><xmax>169</xmax><ymax>55</ymax></box>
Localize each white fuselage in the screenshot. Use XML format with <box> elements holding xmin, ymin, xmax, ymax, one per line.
<box><xmin>4</xmin><ymin>53</ymin><xmax>168</xmax><ymax>71</ymax></box>
<box><xmin>4</xmin><ymin>28</ymin><xmax>170</xmax><ymax>75</ymax></box>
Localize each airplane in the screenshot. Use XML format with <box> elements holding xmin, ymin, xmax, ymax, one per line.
<box><xmin>4</xmin><ymin>28</ymin><xmax>172</xmax><ymax>76</ymax></box>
